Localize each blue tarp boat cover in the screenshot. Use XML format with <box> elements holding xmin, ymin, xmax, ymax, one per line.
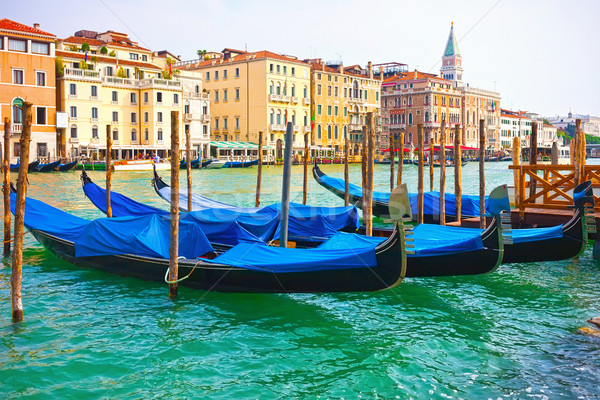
<box><xmin>86</xmin><ymin>180</ymin><xmax>359</xmax><ymax>244</ymax></box>
<box><xmin>209</xmin><ymin>241</ymin><xmax>379</xmax><ymax>273</ymax></box>
<box><xmin>319</xmin><ymin>227</ymin><xmax>484</xmax><ymax>257</ymax></box>
<box><xmin>11</xmin><ymin>193</ymin><xmax>214</xmax><ymax>259</ymax></box>
<box><xmin>316</xmin><ymin>172</ymin><xmax>489</xmax><ymax>217</ymax></box>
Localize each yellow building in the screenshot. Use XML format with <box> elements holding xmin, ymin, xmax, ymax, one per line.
<box><xmin>307</xmin><ymin>60</ymin><xmax>381</xmax><ymax>157</ymax></box>
<box><xmin>0</xmin><ymin>19</ymin><xmax>56</xmax><ymax>163</ymax></box>
<box><xmin>177</xmin><ymin>48</ymin><xmax>311</xmax><ymax>159</ymax></box>
<box><xmin>56</xmin><ymin>30</ymin><xmax>209</xmax><ymax>160</ymax></box>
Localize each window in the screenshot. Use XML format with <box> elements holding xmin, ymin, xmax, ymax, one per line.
<box><xmin>195</xmin><ymin>85</ymin><xmax>200</xmax><ymax>93</ymax></box>
<box><xmin>131</xmin><ymin>112</ymin><xmax>137</xmax><ymax>123</ymax></box>
<box><xmin>235</xmin><ymin>117</ymin><xmax>240</xmax><ymax>130</ymax></box>
<box><xmin>235</xmin><ymin>88</ymin><xmax>240</xmax><ymax>101</ymax></box>
<box><xmin>276</xmin><ymin>65</ymin><xmax>280</xmax><ymax>74</ymax></box>
<box><xmin>13</xmin><ymin>143</ymin><xmax>20</xmax><ymax>158</ymax></box>
<box><xmin>174</xmin><ymin>93</ymin><xmax>179</xmax><ymax>104</ymax></box>
<box><xmin>12</xmin><ymin>69</ymin><xmax>24</xmax><ymax>84</ymax></box>
<box><xmin>144</xmin><ymin>92</ymin><xmax>149</xmax><ymax>103</ymax></box>
<box><xmin>144</xmin><ymin>112</ymin><xmax>148</xmax><ymax>123</ymax></box>
<box><xmin>327</xmin><ymin>106</ymin><xmax>331</xmax><ymax>116</ymax></box>
<box><xmin>206</xmin><ymin>71</ymin><xmax>210</xmax><ymax>81</ymax></box>
<box><xmin>70</xmin><ymin>106</ymin><xmax>77</xmax><ymax>118</ymax></box>
<box><xmin>92</xmin><ymin>126</ymin><xmax>99</xmax><ymax>138</ymax></box>
<box><xmin>129</xmin><ymin>53</ymin><xmax>139</xmax><ymax>60</ymax></box>
<box><xmin>184</xmin><ymin>104</ymin><xmax>190</xmax><ymax>114</ymax></box>
<box><xmin>303</xmin><ymin>87</ymin><xmax>308</xmax><ymax>98</ymax></box>
<box><xmin>408</xmin><ymin>113</ymin><xmax>413</xmax><ymax>125</ymax></box>
<box><xmin>12</xmin><ymin>100</ymin><xmax>23</xmax><ymax>123</ymax></box>
<box><xmin>327</xmin><ymin>126</ymin><xmax>332</xmax><ymax>139</ymax></box>
<box><xmin>317</xmin><ymin>105</ymin><xmax>322</xmax><ymax>115</ymax></box>
<box><xmin>283</xmin><ymin>66</ymin><xmax>287</xmax><ymax>75</ymax></box>
<box><xmin>223</xmin><ymin>69</ymin><xmax>228</xmax><ymax>79</ymax></box>
<box><xmin>157</xmin><ymin>129</ymin><xmax>163</xmax><ymax>141</ymax></box>
<box><xmin>112</xmin><ymin>91</ymin><xmax>118</xmax><ymax>102</ymax></box>
<box><xmin>70</xmin><ymin>125</ymin><xmax>77</xmax><ymax>138</ymax></box>
<box><xmin>270</xmin><ymin>111</ymin><xmax>274</xmax><ymax>124</ymax></box>
<box><xmin>112</xmin><ymin>129</ymin><xmax>119</xmax><ymax>141</ymax></box>
<box><xmin>235</xmin><ymin>67</ymin><xmax>240</xmax><ymax>78</ymax></box>
<box><xmin>131</xmin><ymin>129</ymin><xmax>137</xmax><ymax>141</ymax></box>
<box><xmin>317</xmin><ymin>84</ymin><xmax>322</xmax><ymax>95</ymax></box>
<box><xmin>215</xmin><ymin>119</ymin><xmax>219</xmax><ymax>130</ymax></box>
<box><xmin>334</xmin><ymin>86</ymin><xmax>338</xmax><ymax>97</ymax></box>
<box><xmin>112</xmin><ymin>111</ymin><xmax>118</xmax><ymax>122</ymax></box>
<box><xmin>69</xmin><ymin>83</ymin><xmax>76</xmax><ymax>96</ymax></box>
<box><xmin>317</xmin><ymin>125</ymin><xmax>322</xmax><ymax>139</ymax></box>
<box><xmin>203</xmin><ymin>125</ymin><xmax>208</xmax><ymax>136</ymax></box>
<box><xmin>334</xmin><ymin>106</ymin><xmax>338</xmax><ymax>116</ymax></box>
<box><xmin>303</xmin><ymin>114</ymin><xmax>308</xmax><ymax>126</ymax></box>
<box><xmin>91</xmin><ymin>107</ymin><xmax>98</xmax><ymax>120</ymax></box>
<box><xmin>144</xmin><ymin>128</ymin><xmax>149</xmax><ymax>141</ymax></box>
<box><xmin>214</xmin><ymin>91</ymin><xmax>219</xmax><ymax>102</ymax></box>
<box><xmin>130</xmin><ymin>92</ymin><xmax>137</xmax><ymax>104</ymax></box>
<box><xmin>157</xmin><ymin>112</ymin><xmax>163</xmax><ymax>123</ymax></box>
<box><xmin>344</xmin><ymin>107</ymin><xmax>347</xmax><ymax>117</ymax></box>
<box><xmin>269</xmin><ymin>64</ymin><xmax>274</xmax><ymax>73</ymax></box>
<box><xmin>291</xmin><ymin>67</ymin><xmax>295</xmax><ymax>76</ymax></box>
<box><xmin>157</xmin><ymin>92</ymin><xmax>163</xmax><ymax>103</ymax></box>
<box><xmin>106</xmin><ymin>66</ymin><xmax>113</xmax><ymax>76</ymax></box>
<box><xmin>36</xmin><ymin>71</ymin><xmax>46</xmax><ymax>86</ymax></box>
<box><xmin>8</xmin><ymin>39</ymin><xmax>26</xmax><ymax>52</ymax></box>
<box><xmin>142</xmin><ymin>55</ymin><xmax>147</xmax><ymax>61</ymax></box>
<box><xmin>327</xmin><ymin>86</ymin><xmax>332</xmax><ymax>96</ymax></box>
<box><xmin>36</xmin><ymin>107</ymin><xmax>46</xmax><ymax>125</ymax></box>
<box><xmin>215</xmin><ymin>71</ymin><xmax>219</xmax><ymax>80</ymax></box>
<box><xmin>334</xmin><ymin>126</ymin><xmax>339</xmax><ymax>139</ymax></box>
<box><xmin>223</xmin><ymin>90</ymin><xmax>228</xmax><ymax>102</ymax></box>
<box><xmin>91</xmin><ymin>85</ymin><xmax>98</xmax><ymax>98</ymax></box>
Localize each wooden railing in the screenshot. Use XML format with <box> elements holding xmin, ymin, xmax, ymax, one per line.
<box><xmin>509</xmin><ymin>164</ymin><xmax>600</xmax><ymax>211</ymax></box>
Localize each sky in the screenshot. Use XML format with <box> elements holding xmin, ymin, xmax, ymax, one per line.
<box><xmin>5</xmin><ymin>0</ymin><xmax>599</xmax><ymax>117</ymax></box>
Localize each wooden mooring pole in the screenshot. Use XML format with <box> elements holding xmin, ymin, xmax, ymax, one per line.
<box><xmin>512</xmin><ymin>137</ymin><xmax>523</xmax><ymax>222</ymax></box>
<box><xmin>255</xmin><ymin>131</ymin><xmax>263</xmax><ymax>207</ymax></box>
<box><xmin>302</xmin><ymin>131</ymin><xmax>308</xmax><ymax>205</ymax></box>
<box><xmin>479</xmin><ymin>119</ymin><xmax>486</xmax><ymax>229</ymax></box>
<box><xmin>105</xmin><ymin>125</ymin><xmax>113</xmax><ymax>218</ymax></box>
<box><xmin>344</xmin><ymin>137</ymin><xmax>349</xmax><ymax>206</ymax></box>
<box><xmin>397</xmin><ymin>131</ymin><xmax>404</xmax><ymax>186</ymax></box>
<box><xmin>417</xmin><ymin>124</ymin><xmax>424</xmax><ymax>224</ymax></box>
<box><xmin>280</xmin><ymin>122</ymin><xmax>294</xmax><ymax>247</ymax></box>
<box><xmin>529</xmin><ymin>122</ymin><xmax>538</xmax><ymax>198</ymax></box>
<box><xmin>389</xmin><ymin>133</ymin><xmax>395</xmax><ymax>191</ymax></box>
<box><xmin>169</xmin><ymin>111</ymin><xmax>180</xmax><ymax>297</ymax></box>
<box><xmin>11</xmin><ymin>102</ymin><xmax>32</xmax><ymax>322</ymax></box>
<box><xmin>429</xmin><ymin>136</ymin><xmax>435</xmax><ymax>191</ymax></box>
<box><xmin>454</xmin><ymin>124</ymin><xmax>462</xmax><ymax>224</ymax></box>
<box><xmin>3</xmin><ymin>117</ymin><xmax>11</xmax><ymax>256</ymax></box>
<box><xmin>439</xmin><ymin>119</ymin><xmax>446</xmax><ymax>225</ymax></box>
<box><xmin>361</xmin><ymin>126</ymin><xmax>367</xmax><ymax>212</ymax></box>
<box><xmin>185</xmin><ymin>129</ymin><xmax>192</xmax><ymax>212</ymax></box>
<box><xmin>366</xmin><ymin>113</ymin><xmax>374</xmax><ymax>236</ymax></box>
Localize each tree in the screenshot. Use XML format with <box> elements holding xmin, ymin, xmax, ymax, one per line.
<box><xmin>116</xmin><ymin>66</ymin><xmax>126</xmax><ymax>78</ymax></box>
<box><xmin>91</xmin><ymin>56</ymin><xmax>98</xmax><ymax>63</ymax></box>
<box><xmin>109</xmin><ymin>50</ymin><xmax>116</xmax><ymax>57</ymax></box>
<box><xmin>55</xmin><ymin>56</ymin><xmax>64</xmax><ymax>76</ymax></box>
<box><xmin>81</xmin><ymin>42</ymin><xmax>91</xmax><ymax>52</ymax></box>
<box><xmin>197</xmin><ymin>49</ymin><xmax>207</xmax><ymax>59</ymax></box>
<box><xmin>100</xmin><ymin>46</ymin><xmax>108</xmax><ymax>55</ymax></box>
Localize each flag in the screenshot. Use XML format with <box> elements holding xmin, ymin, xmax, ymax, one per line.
<box><xmin>84</xmin><ymin>51</ymin><xmax>88</xmax><ymax>63</ymax></box>
<box><xmin>284</xmin><ymin>109</ymin><xmax>288</xmax><ymax>125</ymax></box>
<box><xmin>311</xmin><ymin>111</ymin><xmax>315</xmax><ymax>130</ymax></box>
<box><xmin>116</xmin><ymin>52</ymin><xmax>119</xmax><ymax>68</ymax></box>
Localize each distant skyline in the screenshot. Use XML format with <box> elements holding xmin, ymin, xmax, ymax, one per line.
<box><xmin>4</xmin><ymin>0</ymin><xmax>599</xmax><ymax>117</ymax></box>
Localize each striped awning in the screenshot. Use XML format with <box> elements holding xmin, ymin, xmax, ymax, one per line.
<box><xmin>209</xmin><ymin>141</ymin><xmax>273</xmax><ymax>149</ymax></box>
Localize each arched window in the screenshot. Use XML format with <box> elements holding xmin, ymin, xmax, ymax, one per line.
<box><xmin>425</xmin><ymin>111</ymin><xmax>430</xmax><ymax>122</ymax></box>
<box><xmin>112</xmin><ymin>129</ymin><xmax>118</xmax><ymax>141</ymax></box>
<box><xmin>276</xmin><ymin>82</ymin><xmax>281</xmax><ymax>95</ymax></box>
<box><xmin>270</xmin><ymin>110</ymin><xmax>274</xmax><ymax>124</ymax></box>
<box><xmin>303</xmin><ymin>86</ymin><xmax>308</xmax><ymax>98</ymax></box>
<box><xmin>131</xmin><ymin>129</ymin><xmax>137</xmax><ymax>142</ymax></box>
<box><xmin>317</xmin><ymin>125</ymin><xmax>322</xmax><ymax>139</ymax></box>
<box><xmin>157</xmin><ymin>129</ymin><xmax>163</xmax><ymax>141</ymax></box>
<box><xmin>353</xmin><ymin>80</ymin><xmax>359</xmax><ymax>98</ymax></box>
<box><xmin>92</xmin><ymin>125</ymin><xmax>99</xmax><ymax>139</ymax></box>
<box><xmin>276</xmin><ymin>111</ymin><xmax>281</xmax><ymax>125</ymax></box>
<box><xmin>408</xmin><ymin>96</ymin><xmax>412</xmax><ymax>106</ymax></box>
<box><xmin>334</xmin><ymin>126</ymin><xmax>338</xmax><ymax>139</ymax></box>
<box><xmin>144</xmin><ymin>128</ymin><xmax>149</xmax><ymax>141</ymax></box>
<box><xmin>344</xmin><ymin>126</ymin><xmax>347</xmax><ymax>139</ymax></box>
<box><xmin>408</xmin><ymin>113</ymin><xmax>413</xmax><ymax>125</ymax></box>
<box><xmin>424</xmin><ymin>95</ymin><xmax>429</xmax><ymax>104</ymax></box>
<box><xmin>291</xmin><ymin>111</ymin><xmax>296</xmax><ymax>125</ymax></box>
<box><xmin>291</xmin><ymin>85</ymin><xmax>296</xmax><ymax>97</ymax></box>
<box><xmin>195</xmin><ymin>85</ymin><xmax>200</xmax><ymax>93</ymax></box>
<box><xmin>12</xmin><ymin>98</ymin><xmax>23</xmax><ymax>123</ymax></box>
<box><xmin>70</xmin><ymin>124</ymin><xmax>77</xmax><ymax>138</ymax></box>
<box><xmin>327</xmin><ymin>125</ymin><xmax>332</xmax><ymax>139</ymax></box>
<box><xmin>402</xmin><ymin>114</ymin><xmax>405</xmax><ymax>124</ymax></box>
<box><xmin>269</xmin><ymin>82</ymin><xmax>274</xmax><ymax>95</ymax></box>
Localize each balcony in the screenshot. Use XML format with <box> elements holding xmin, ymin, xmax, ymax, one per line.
<box><xmin>70</xmin><ymin>116</ymin><xmax>78</xmax><ymax>122</ymax></box>
<box><xmin>293</xmin><ymin>125</ymin><xmax>300</xmax><ymax>132</ymax></box>
<box><xmin>269</xmin><ymin>124</ymin><xmax>285</xmax><ymax>132</ymax></box>
<box><xmin>269</xmin><ymin>94</ymin><xmax>282</xmax><ymax>102</ymax></box>
<box><xmin>62</xmin><ymin>68</ymin><xmax>101</xmax><ymax>82</ymax></box>
<box><xmin>349</xmin><ymin>123</ymin><xmax>364</xmax><ymax>131</ymax></box>
<box><xmin>183</xmin><ymin>113</ymin><xmax>193</xmax><ymax>122</ymax></box>
<box><xmin>303</xmin><ymin>126</ymin><xmax>310</xmax><ymax>133</ymax></box>
<box><xmin>200</xmin><ymin>115</ymin><xmax>210</xmax><ymax>123</ymax></box>
<box><xmin>281</xmin><ymin>95</ymin><xmax>291</xmax><ymax>103</ymax></box>
<box><xmin>303</xmin><ymin>98</ymin><xmax>310</xmax><ymax>106</ymax></box>
<box><xmin>349</xmin><ymin>97</ymin><xmax>365</xmax><ymax>104</ymax></box>
<box><xmin>143</xmin><ymin>140</ymin><xmax>149</xmax><ymax>145</ymax></box>
<box><xmin>138</xmin><ymin>78</ymin><xmax>182</xmax><ymax>89</ymax></box>
<box><xmin>131</xmin><ymin>121</ymin><xmax>138</xmax><ymax>126</ymax></box>
<box><xmin>12</xmin><ymin>123</ymin><xmax>22</xmax><ymax>134</ymax></box>
<box><xmin>102</xmin><ymin>76</ymin><xmax>137</xmax><ymax>88</ymax></box>
<box><xmin>183</xmin><ymin>92</ymin><xmax>210</xmax><ymax>100</ymax></box>
<box><xmin>69</xmin><ymin>138</ymin><xmax>79</xmax><ymax>143</ymax></box>
<box><xmin>290</xmin><ymin>96</ymin><xmax>299</xmax><ymax>104</ymax></box>
<box><xmin>91</xmin><ymin>117</ymin><xmax>99</xmax><ymax>122</ymax></box>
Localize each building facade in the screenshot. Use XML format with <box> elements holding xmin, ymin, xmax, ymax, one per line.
<box><xmin>547</xmin><ymin>112</ymin><xmax>600</xmax><ymax>138</ymax></box>
<box><xmin>56</xmin><ymin>30</ymin><xmax>210</xmax><ymax>160</ymax></box>
<box><xmin>0</xmin><ymin>19</ymin><xmax>56</xmax><ymax>163</ymax></box>
<box><xmin>500</xmin><ymin>109</ymin><xmax>558</xmax><ymax>148</ymax></box>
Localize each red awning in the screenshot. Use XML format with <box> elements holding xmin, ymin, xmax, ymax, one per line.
<box><xmin>381</xmin><ymin>147</ymin><xmax>412</xmax><ymax>152</ymax></box>
<box><xmin>413</xmin><ymin>145</ymin><xmax>479</xmax><ymax>152</ymax></box>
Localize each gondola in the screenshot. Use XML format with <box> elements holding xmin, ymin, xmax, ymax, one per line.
<box><xmin>180</xmin><ymin>158</ymin><xmax>200</xmax><ymax>169</ymax></box>
<box><xmin>9</xmin><ymin>189</ymin><xmax>406</xmax><ymax>293</ymax></box>
<box><xmin>201</xmin><ymin>159</ymin><xmax>213</xmax><ymax>168</ymax></box>
<box><xmin>374</xmin><ymin>159</ymin><xmax>414</xmax><ymax>165</ymax></box>
<box><xmin>58</xmin><ymin>160</ymin><xmax>78</xmax><ymax>171</ymax></box>
<box><xmin>222</xmin><ymin>159</ymin><xmax>259</xmax><ymax>168</ymax></box>
<box><xmin>411</xmin><ymin>159</ymin><xmax>468</xmax><ymax>168</ymax></box>
<box><xmin>9</xmin><ymin>160</ymin><xmax>39</xmax><ymax>173</ymax></box>
<box><xmin>36</xmin><ymin>160</ymin><xmax>61</xmax><ymax>172</ymax></box>
<box><xmin>86</xmin><ymin>170</ymin><xmax>509</xmax><ymax>278</ymax></box>
<box><xmin>313</xmin><ymin>163</ymin><xmax>485</xmax><ymax>220</ymax></box>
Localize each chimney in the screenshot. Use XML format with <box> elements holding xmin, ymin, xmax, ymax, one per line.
<box><xmin>33</xmin><ymin>23</ymin><xmax>40</xmax><ymax>29</ymax></box>
<box><xmin>338</xmin><ymin>63</ymin><xmax>343</xmax><ymax>74</ymax></box>
<box><xmin>368</xmin><ymin>61</ymin><xmax>373</xmax><ymax>79</ymax></box>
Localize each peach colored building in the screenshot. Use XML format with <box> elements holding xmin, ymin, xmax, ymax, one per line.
<box><xmin>0</xmin><ymin>19</ymin><xmax>56</xmax><ymax>163</ymax></box>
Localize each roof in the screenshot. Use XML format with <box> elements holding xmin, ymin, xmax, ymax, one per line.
<box><xmin>56</xmin><ymin>50</ymin><xmax>162</xmax><ymax>70</ymax></box>
<box><xmin>179</xmin><ymin>49</ymin><xmax>308</xmax><ymax>69</ymax></box>
<box><xmin>0</xmin><ymin>18</ymin><xmax>55</xmax><ymax>38</ymax></box>
<box><xmin>443</xmin><ymin>23</ymin><xmax>460</xmax><ymax>57</ymax></box>
<box><xmin>308</xmin><ymin>61</ymin><xmax>378</xmax><ymax>80</ymax></box>
<box><xmin>383</xmin><ymin>70</ymin><xmax>447</xmax><ymax>84</ymax></box>
<box><xmin>61</xmin><ymin>36</ymin><xmax>105</xmax><ymax>47</ymax></box>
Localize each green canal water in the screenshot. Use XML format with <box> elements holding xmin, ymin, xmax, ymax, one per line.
<box><xmin>1</xmin><ymin>163</ymin><xmax>600</xmax><ymax>399</ymax></box>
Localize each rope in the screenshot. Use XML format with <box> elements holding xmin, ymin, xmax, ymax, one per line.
<box><xmin>3</xmin><ymin>238</ymin><xmax>12</xmax><ymax>244</ymax></box>
<box><xmin>164</xmin><ymin>258</ymin><xmax>201</xmax><ymax>284</ymax></box>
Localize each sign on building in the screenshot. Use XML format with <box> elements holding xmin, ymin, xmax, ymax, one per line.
<box><xmin>56</xmin><ymin>112</ymin><xmax>68</xmax><ymax>129</ymax></box>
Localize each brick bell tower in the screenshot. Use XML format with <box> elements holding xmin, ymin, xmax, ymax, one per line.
<box><xmin>440</xmin><ymin>22</ymin><xmax>463</xmax><ymax>85</ymax></box>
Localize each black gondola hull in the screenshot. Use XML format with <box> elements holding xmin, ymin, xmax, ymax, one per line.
<box><xmin>36</xmin><ymin>160</ymin><xmax>61</xmax><ymax>172</ymax></box>
<box><xmin>58</xmin><ymin>160</ymin><xmax>78</xmax><ymax>171</ymax></box>
<box><xmin>30</xmin><ymin>227</ymin><xmax>405</xmax><ymax>293</ymax></box>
